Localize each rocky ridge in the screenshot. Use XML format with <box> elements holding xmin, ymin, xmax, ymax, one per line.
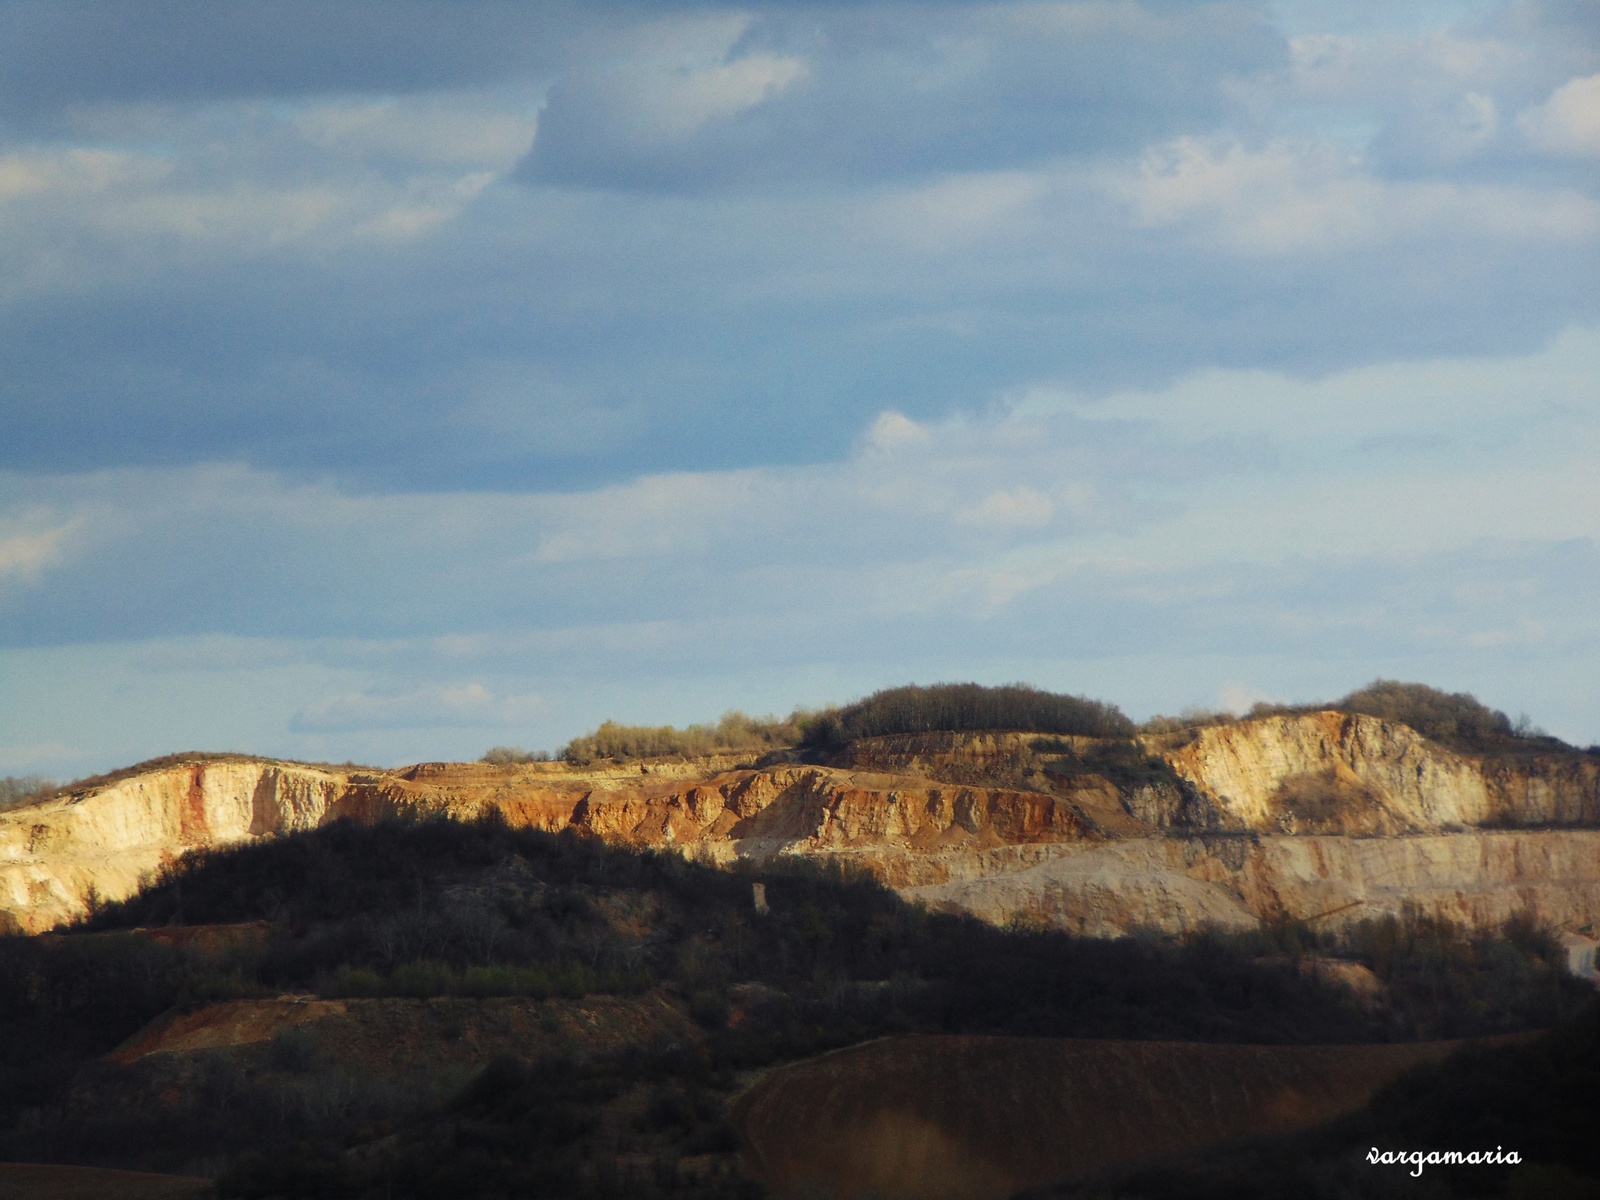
<box><xmin>4</xmin><ymin>712</ymin><xmax>1598</xmax><ymax>936</ymax></box>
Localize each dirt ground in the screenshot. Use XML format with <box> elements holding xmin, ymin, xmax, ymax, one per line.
<box><xmin>731</xmin><ymin>1033</ymin><xmax>1521</xmax><ymax>1200</ymax></box>
<box><xmin>110</xmin><ymin>990</ymin><xmax>699</xmax><ymax>1071</ymax></box>
<box><xmin>0</xmin><ymin>1162</ymin><xmax>212</xmax><ymax>1199</ymax></box>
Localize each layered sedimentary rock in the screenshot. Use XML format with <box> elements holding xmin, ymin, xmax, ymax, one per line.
<box><xmin>901</xmin><ymin>829</ymin><xmax>1600</xmax><ymax>936</ymax></box>
<box><xmin>4</xmin><ymin>713</ymin><xmax>1599</xmax><ymax>936</ymax></box>
<box><xmin>1152</xmin><ymin>712</ymin><xmax>1600</xmax><ymax>834</ymax></box>
<box><xmin>0</xmin><ymin>760</ymin><xmax>352</xmax><ymax>933</ymax></box>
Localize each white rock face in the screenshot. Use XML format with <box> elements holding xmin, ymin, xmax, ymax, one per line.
<box><xmin>0</xmin><ymin>760</ymin><xmax>349</xmax><ymax>932</ymax></box>
<box><xmin>1157</xmin><ymin>712</ymin><xmax>1496</xmax><ymax>833</ymax></box>
<box><xmin>904</xmin><ymin>830</ymin><xmax>1600</xmax><ymax>936</ymax></box>
<box><xmin>4</xmin><ymin>714</ymin><xmax>1598</xmax><ymax>938</ymax></box>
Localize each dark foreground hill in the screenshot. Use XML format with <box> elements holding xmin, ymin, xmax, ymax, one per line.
<box><xmin>0</xmin><ymin>815</ymin><xmax>1591</xmax><ymax>1198</ymax></box>
<box><xmin>1021</xmin><ymin>1000</ymin><xmax>1600</xmax><ymax>1200</ymax></box>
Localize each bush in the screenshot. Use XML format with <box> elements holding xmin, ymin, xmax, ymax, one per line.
<box><xmin>0</xmin><ymin>775</ymin><xmax>56</xmax><ymax>812</ymax></box>
<box><xmin>562</xmin><ymin>710</ymin><xmax>802</xmax><ymax>764</ymax></box>
<box><xmin>1336</xmin><ymin>679</ymin><xmax>1517</xmax><ymax>750</ymax></box>
<box><xmin>801</xmin><ymin>682</ymin><xmax>1135</xmax><ymax>749</ymax></box>
<box><xmin>1141</xmin><ymin>680</ymin><xmax>1554</xmax><ymax>754</ymax></box>
<box><xmin>481</xmin><ymin>747</ymin><xmax>550</xmax><ymax>764</ymax></box>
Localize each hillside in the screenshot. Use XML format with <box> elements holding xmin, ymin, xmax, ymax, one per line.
<box><xmin>5</xmin><ymin>704</ymin><xmax>1599</xmax><ymax>941</ymax></box>
<box><xmin>1</xmin><ymin>813</ymin><xmax>1588</xmax><ymax>1197</ymax></box>
<box><xmin>1022</xmin><ymin>1002</ymin><xmax>1600</xmax><ymax>1199</ymax></box>
<box><xmin>731</xmin><ymin>1033</ymin><xmax>1514</xmax><ymax>1200</ymax></box>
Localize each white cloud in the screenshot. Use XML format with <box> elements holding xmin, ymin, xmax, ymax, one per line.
<box><xmin>291</xmin><ymin>94</ymin><xmax>539</xmax><ymax>167</ymax></box>
<box><xmin>653</xmin><ymin>54</ymin><xmax>810</xmax><ymax>139</ymax></box>
<box><xmin>1218</xmin><ymin>683</ymin><xmax>1272</xmax><ymax>714</ymax></box>
<box><xmin>293</xmin><ymin>683</ymin><xmax>548</xmax><ymax>732</ymax></box>
<box><xmin>0</xmin><ymin>518</ymin><xmax>79</xmax><ymax>585</ymax></box>
<box><xmin>353</xmin><ymin>171</ymin><xmax>497</xmax><ymax>241</ymax></box>
<box><xmin>956</xmin><ymin>486</ymin><xmax>1055</xmax><ymax>530</ymax></box>
<box><xmin>1041</xmin><ymin>323</ymin><xmax>1600</xmax><ymax>448</ymax></box>
<box><xmin>1111</xmin><ymin>136</ymin><xmax>1600</xmax><ymax>253</ymax></box>
<box><xmin>537</xmin><ymin>15</ymin><xmax>811</xmax><ymax>158</ymax></box>
<box><xmin>0</xmin><ymin>96</ymin><xmax>530</xmax><ymax>297</ymax></box>
<box><xmin>0</xmin><ymin>742</ymin><xmax>73</xmax><ymax>770</ymax></box>
<box><xmin>865</xmin><ymin>171</ymin><xmax>1047</xmax><ymax>253</ymax></box>
<box><xmin>862</xmin><ymin>411</ymin><xmax>932</xmax><ymax>454</ymax></box>
<box><xmin>1520</xmin><ymin>72</ymin><xmax>1600</xmax><ymax>159</ymax></box>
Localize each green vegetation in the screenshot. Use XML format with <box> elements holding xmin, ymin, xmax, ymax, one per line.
<box><xmin>559</xmin><ymin>710</ymin><xmax>803</xmax><ymax>764</ymax></box>
<box><xmin>800</xmin><ymin>682</ymin><xmax>1136</xmax><ymax>750</ymax></box>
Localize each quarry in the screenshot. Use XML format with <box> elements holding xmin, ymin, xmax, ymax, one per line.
<box><xmin>5</xmin><ymin>709</ymin><xmax>1599</xmax><ymax>941</ymax></box>
<box><xmin>3</xmin><ymin>685</ymin><xmax>1598</xmax><ymax>1199</ymax></box>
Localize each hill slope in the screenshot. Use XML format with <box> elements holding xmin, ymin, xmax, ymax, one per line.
<box><xmin>4</xmin><ymin>712</ymin><xmax>1598</xmax><ymax>937</ymax></box>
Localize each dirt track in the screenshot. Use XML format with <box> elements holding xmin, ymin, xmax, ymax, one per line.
<box><xmin>731</xmin><ymin>1033</ymin><xmax>1503</xmax><ymax>1200</ymax></box>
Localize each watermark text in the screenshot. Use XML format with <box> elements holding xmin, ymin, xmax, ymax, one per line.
<box><xmin>1369</xmin><ymin>1147</ymin><xmax>1520</xmax><ymax>1177</ymax></box>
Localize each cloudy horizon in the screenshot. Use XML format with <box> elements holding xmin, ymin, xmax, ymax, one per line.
<box><xmin>3</xmin><ymin>0</ymin><xmax>1598</xmax><ymax>778</ymax></box>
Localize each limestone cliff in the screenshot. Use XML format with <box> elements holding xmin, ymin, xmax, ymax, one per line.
<box><xmin>4</xmin><ymin>713</ymin><xmax>1598</xmax><ymax>937</ymax></box>
<box><xmin>0</xmin><ymin>759</ymin><xmax>354</xmax><ymax>933</ymax></box>
<box><xmin>1150</xmin><ymin>711</ymin><xmax>1599</xmax><ymax>834</ymax></box>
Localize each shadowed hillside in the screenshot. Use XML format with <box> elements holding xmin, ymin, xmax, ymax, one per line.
<box><xmin>1022</xmin><ymin>1000</ymin><xmax>1600</xmax><ymax>1199</ymax></box>
<box><xmin>731</xmin><ymin>1033</ymin><xmax>1516</xmax><ymax>1200</ymax></box>
<box><xmin>1</xmin><ymin>814</ymin><xmax>1588</xmax><ymax>1195</ymax></box>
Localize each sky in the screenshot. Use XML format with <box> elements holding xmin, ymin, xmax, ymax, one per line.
<box><xmin>2</xmin><ymin>0</ymin><xmax>1598</xmax><ymax>777</ymax></box>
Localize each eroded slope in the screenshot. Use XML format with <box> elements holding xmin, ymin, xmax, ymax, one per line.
<box><xmin>5</xmin><ymin>713</ymin><xmax>1598</xmax><ymax>936</ymax></box>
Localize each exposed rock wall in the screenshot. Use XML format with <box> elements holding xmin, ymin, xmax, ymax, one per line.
<box><xmin>1153</xmin><ymin>713</ymin><xmax>1487</xmax><ymax>834</ymax></box>
<box><xmin>1154</xmin><ymin>712</ymin><xmax>1600</xmax><ymax>834</ymax></box>
<box><xmin>0</xmin><ymin>760</ymin><xmax>352</xmax><ymax>933</ymax></box>
<box><xmin>902</xmin><ymin>830</ymin><xmax>1600</xmax><ymax>936</ymax></box>
<box><xmin>4</xmin><ymin>714</ymin><xmax>1599</xmax><ymax>937</ymax></box>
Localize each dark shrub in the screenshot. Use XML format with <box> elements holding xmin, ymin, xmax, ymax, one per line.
<box><xmin>1338</xmin><ymin>680</ymin><xmax>1516</xmax><ymax>750</ymax></box>
<box><xmin>801</xmin><ymin>682</ymin><xmax>1134</xmax><ymax>749</ymax></box>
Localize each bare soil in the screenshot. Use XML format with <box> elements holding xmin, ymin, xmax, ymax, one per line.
<box><xmin>0</xmin><ymin>1162</ymin><xmax>211</xmax><ymax>1199</ymax></box>
<box><xmin>731</xmin><ymin>1033</ymin><xmax>1528</xmax><ymax>1200</ymax></box>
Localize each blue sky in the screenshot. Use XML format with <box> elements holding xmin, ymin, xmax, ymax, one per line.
<box><xmin>2</xmin><ymin>0</ymin><xmax>1598</xmax><ymax>776</ymax></box>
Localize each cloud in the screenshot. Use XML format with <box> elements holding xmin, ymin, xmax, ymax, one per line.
<box><xmin>292</xmin><ymin>682</ymin><xmax>548</xmax><ymax>732</ymax></box>
<box><xmin>0</xmin><ymin>517</ymin><xmax>79</xmax><ymax>586</ymax></box>
<box><xmin>1519</xmin><ymin>72</ymin><xmax>1600</xmax><ymax>158</ymax></box>
<box><xmin>956</xmin><ymin>487</ymin><xmax>1055</xmax><ymax>530</ymax></box>
<box><xmin>862</xmin><ymin>171</ymin><xmax>1047</xmax><ymax>253</ymax></box>
<box><xmin>3</xmin><ymin>324</ymin><xmax>1597</xmax><ymax>654</ymax></box>
<box><xmin>861</xmin><ymin>411</ymin><xmax>931</xmax><ymax>454</ymax></box>
<box><xmin>520</xmin><ymin>1</ymin><xmax>1286</xmax><ymax>189</ymax></box>
<box><xmin>1218</xmin><ymin>683</ymin><xmax>1273</xmax><ymax>715</ymax></box>
<box><xmin>0</xmin><ymin>742</ymin><xmax>74</xmax><ymax>770</ymax></box>
<box><xmin>1110</xmin><ymin>136</ymin><xmax>1600</xmax><ymax>253</ymax></box>
<box><xmin>0</xmin><ymin>1</ymin><xmax>584</xmax><ymax>119</ymax></box>
<box><xmin>0</xmin><ymin>4</ymin><xmax>1594</xmax><ymax>493</ymax></box>
<box><xmin>4</xmin><ymin>0</ymin><xmax>1600</xmax><ymax>772</ymax></box>
<box><xmin>289</xmin><ymin>93</ymin><xmax>539</xmax><ymax>167</ymax></box>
